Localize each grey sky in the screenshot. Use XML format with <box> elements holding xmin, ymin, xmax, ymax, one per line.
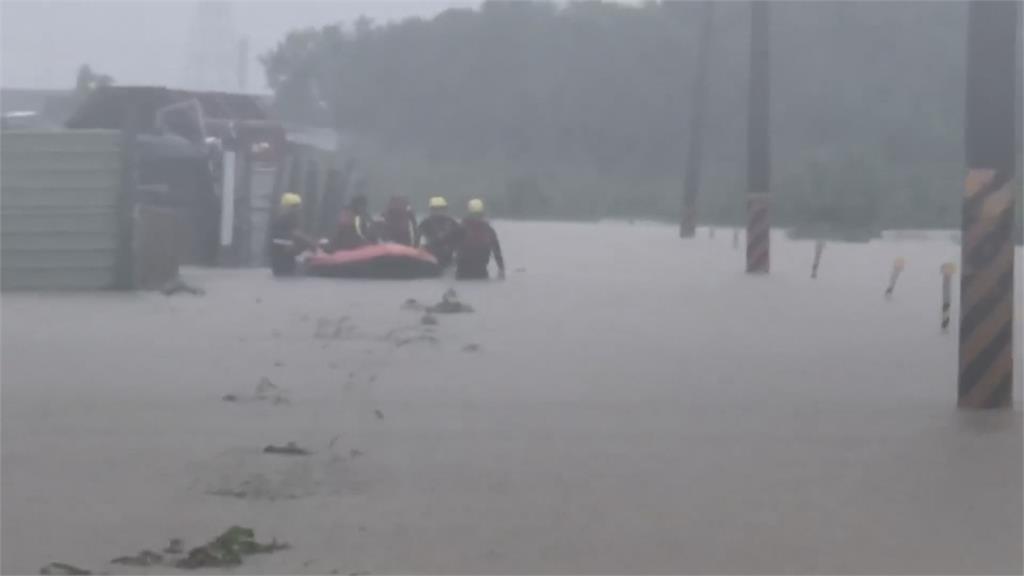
<box><xmin>0</xmin><ymin>1</ymin><xmax>479</xmax><ymax>92</ymax></box>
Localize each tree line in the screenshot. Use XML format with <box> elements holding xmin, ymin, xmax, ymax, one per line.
<box><xmin>263</xmin><ymin>1</ymin><xmax>1020</xmax><ymax>238</ymax></box>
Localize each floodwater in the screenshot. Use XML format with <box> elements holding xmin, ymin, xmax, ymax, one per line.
<box><xmin>2</xmin><ymin>221</ymin><xmax>1022</xmax><ymax>574</ymax></box>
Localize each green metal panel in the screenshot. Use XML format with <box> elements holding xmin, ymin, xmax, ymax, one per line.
<box><xmin>1</xmin><ymin>130</ymin><xmax>122</xmax><ymax>290</ymax></box>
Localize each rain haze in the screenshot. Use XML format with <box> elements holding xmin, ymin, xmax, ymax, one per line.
<box><xmin>1</xmin><ymin>1</ymin><xmax>1022</xmax><ymax>575</ymax></box>
<box><xmin>1</xmin><ymin>1</ymin><xmax>477</xmax><ymax>91</ymax></box>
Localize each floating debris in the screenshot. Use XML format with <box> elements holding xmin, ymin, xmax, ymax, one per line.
<box><xmin>274</xmin><ymin>360</ymin><xmax>285</xmax><ymax>367</ymax></box>
<box><xmin>374</xmin><ymin>410</ymin><xmax>384</xmax><ymax>420</ymax></box>
<box><xmin>398</xmin><ymin>334</ymin><xmax>437</xmax><ymax>347</ymax></box>
<box><xmin>264</xmin><ymin>442</ymin><xmax>311</xmax><ymax>456</ymax></box>
<box><xmin>258</xmin><ymin>377</ymin><xmax>289</xmax><ymax>403</ymax></box>
<box><xmin>384</xmin><ymin>327</ymin><xmax>439</xmax><ymax>348</ymax></box>
<box><xmin>111</xmin><ymin>550</ymin><xmax>163</xmax><ymax>567</ymax></box>
<box><xmin>315</xmin><ymin>316</ymin><xmax>352</xmax><ymax>340</ymax></box>
<box><xmin>255</xmin><ymin>377</ymin><xmax>278</xmax><ymax>396</ymax></box>
<box><xmin>163</xmin><ymin>538</ymin><xmax>184</xmax><ymax>555</ymax></box>
<box><xmin>39</xmin><ymin>562</ymin><xmax>91</xmax><ymax>575</ymax></box>
<box><xmin>175</xmin><ymin>526</ymin><xmax>289</xmax><ymax>570</ymax></box>
<box><xmin>427</xmin><ymin>289</ymin><xmax>474</xmax><ymax>314</ymax></box>
<box><xmin>203</xmin><ymin>455</ymin><xmax>332</xmax><ymax>501</ymax></box>
<box><xmin>401</xmin><ymin>298</ymin><xmax>425</xmax><ymax>311</ymax></box>
<box><xmin>222</xmin><ymin>378</ymin><xmax>290</xmax><ymax>405</ymax></box>
<box><xmin>160</xmin><ymin>276</ymin><xmax>204</xmax><ymax>296</ymax></box>
<box><xmin>349</xmin><ymin>448</ymin><xmax>365</xmax><ymax>459</ymax></box>
<box><xmin>421</xmin><ymin>313</ymin><xmax>439</xmax><ymax>326</ymax></box>
<box><xmin>207</xmin><ymin>487</ymin><xmax>253</xmax><ymax>500</ymax></box>
<box><xmin>462</xmin><ymin>343</ymin><xmax>481</xmax><ymax>353</ymax></box>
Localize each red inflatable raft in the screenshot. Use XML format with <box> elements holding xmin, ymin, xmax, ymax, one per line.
<box><xmin>306</xmin><ymin>243</ymin><xmax>440</xmax><ymax>279</ymax></box>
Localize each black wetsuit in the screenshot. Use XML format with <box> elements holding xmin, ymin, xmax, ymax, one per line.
<box><xmin>269</xmin><ymin>211</ymin><xmax>310</xmax><ymax>276</ymax></box>
<box><xmin>419</xmin><ymin>214</ymin><xmax>461</xmax><ymax>267</ymax></box>
<box><xmin>455</xmin><ymin>217</ymin><xmax>504</xmax><ymax>279</ymax></box>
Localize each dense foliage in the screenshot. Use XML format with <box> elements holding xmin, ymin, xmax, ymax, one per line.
<box><xmin>264</xmin><ymin>1</ymin><xmax>1020</xmax><ymax>234</ymax></box>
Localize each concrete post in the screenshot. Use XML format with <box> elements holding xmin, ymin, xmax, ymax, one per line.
<box><xmin>680</xmin><ymin>2</ymin><xmax>714</xmax><ymax>238</ymax></box>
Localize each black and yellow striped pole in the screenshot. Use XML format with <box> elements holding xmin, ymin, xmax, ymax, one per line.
<box><xmin>941</xmin><ymin>263</ymin><xmax>956</xmax><ymax>332</ymax></box>
<box><xmin>811</xmin><ymin>240</ymin><xmax>825</xmax><ymax>279</ymax></box>
<box><xmin>885</xmin><ymin>257</ymin><xmax>905</xmax><ymax>299</ymax></box>
<box><xmin>958</xmin><ymin>0</ymin><xmax>1017</xmax><ymax>409</ymax></box>
<box><xmin>745</xmin><ymin>1</ymin><xmax>770</xmax><ymax>274</ymax></box>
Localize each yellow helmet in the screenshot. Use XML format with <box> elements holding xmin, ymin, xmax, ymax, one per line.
<box><xmin>429</xmin><ymin>196</ymin><xmax>448</xmax><ymax>209</ymax></box>
<box><xmin>467</xmin><ymin>198</ymin><xmax>485</xmax><ymax>214</ymax></box>
<box><xmin>280</xmin><ymin>193</ymin><xmax>302</xmax><ymax>208</ymax></box>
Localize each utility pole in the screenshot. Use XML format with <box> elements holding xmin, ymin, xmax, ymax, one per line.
<box><xmin>958</xmin><ymin>1</ymin><xmax>1018</xmax><ymax>409</ymax></box>
<box><xmin>745</xmin><ymin>1</ymin><xmax>770</xmax><ymax>273</ymax></box>
<box><xmin>680</xmin><ymin>2</ymin><xmax>714</xmax><ymax>238</ymax></box>
<box><xmin>237</xmin><ymin>36</ymin><xmax>249</xmax><ymax>92</ymax></box>
<box><xmin>184</xmin><ymin>1</ymin><xmax>236</xmax><ymax>91</ymax></box>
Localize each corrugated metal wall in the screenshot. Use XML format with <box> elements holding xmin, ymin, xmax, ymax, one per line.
<box><xmin>1</xmin><ymin>130</ymin><xmax>123</xmax><ymax>290</ymax></box>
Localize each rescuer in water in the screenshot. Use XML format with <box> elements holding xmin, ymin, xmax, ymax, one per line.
<box><xmin>381</xmin><ymin>195</ymin><xmax>418</xmax><ymax>246</ymax></box>
<box><xmin>269</xmin><ymin>192</ymin><xmax>316</xmax><ymax>276</ymax></box>
<box><xmin>455</xmin><ymin>198</ymin><xmax>505</xmax><ymax>280</ymax></box>
<box><xmin>418</xmin><ymin>196</ymin><xmax>461</xmax><ymax>268</ymax></box>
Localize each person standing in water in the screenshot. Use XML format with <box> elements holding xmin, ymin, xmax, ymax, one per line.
<box><xmin>456</xmin><ymin>198</ymin><xmax>505</xmax><ymax>280</ymax></box>
<box><xmin>269</xmin><ymin>193</ymin><xmax>316</xmax><ymax>276</ymax></box>
<box><xmin>418</xmin><ymin>196</ymin><xmax>461</xmax><ymax>268</ymax></box>
<box><xmin>332</xmin><ymin>194</ymin><xmax>376</xmax><ymax>250</ymax></box>
<box><xmin>382</xmin><ymin>195</ymin><xmax>418</xmax><ymax>246</ymax></box>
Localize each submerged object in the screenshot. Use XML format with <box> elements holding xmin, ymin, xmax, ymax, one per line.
<box><xmin>306</xmin><ymin>243</ymin><xmax>440</xmax><ymax>279</ymax></box>
<box><xmin>427</xmin><ymin>288</ymin><xmax>474</xmax><ymax>313</ymax></box>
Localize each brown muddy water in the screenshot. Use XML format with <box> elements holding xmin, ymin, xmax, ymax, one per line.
<box><xmin>2</xmin><ymin>222</ymin><xmax>1022</xmax><ymax>574</ymax></box>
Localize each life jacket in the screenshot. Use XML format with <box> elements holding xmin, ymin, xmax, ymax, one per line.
<box><xmin>334</xmin><ymin>208</ymin><xmax>371</xmax><ymax>250</ymax></box>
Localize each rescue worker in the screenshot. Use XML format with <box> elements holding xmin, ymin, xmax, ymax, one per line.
<box><xmin>382</xmin><ymin>195</ymin><xmax>418</xmax><ymax>246</ymax></box>
<box><xmin>418</xmin><ymin>196</ymin><xmax>461</xmax><ymax>268</ymax></box>
<box><xmin>456</xmin><ymin>198</ymin><xmax>505</xmax><ymax>280</ymax></box>
<box><xmin>332</xmin><ymin>194</ymin><xmax>376</xmax><ymax>250</ymax></box>
<box><xmin>269</xmin><ymin>193</ymin><xmax>315</xmax><ymax>276</ymax></box>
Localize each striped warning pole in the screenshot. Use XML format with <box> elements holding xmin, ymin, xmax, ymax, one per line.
<box><xmin>885</xmin><ymin>257</ymin><xmax>905</xmax><ymax>299</ymax></box>
<box><xmin>745</xmin><ymin>1</ymin><xmax>771</xmax><ymax>274</ymax></box>
<box><xmin>941</xmin><ymin>263</ymin><xmax>956</xmax><ymax>332</ymax></box>
<box><xmin>811</xmin><ymin>240</ymin><xmax>825</xmax><ymax>279</ymax></box>
<box><xmin>958</xmin><ymin>0</ymin><xmax>1017</xmax><ymax>409</ymax></box>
